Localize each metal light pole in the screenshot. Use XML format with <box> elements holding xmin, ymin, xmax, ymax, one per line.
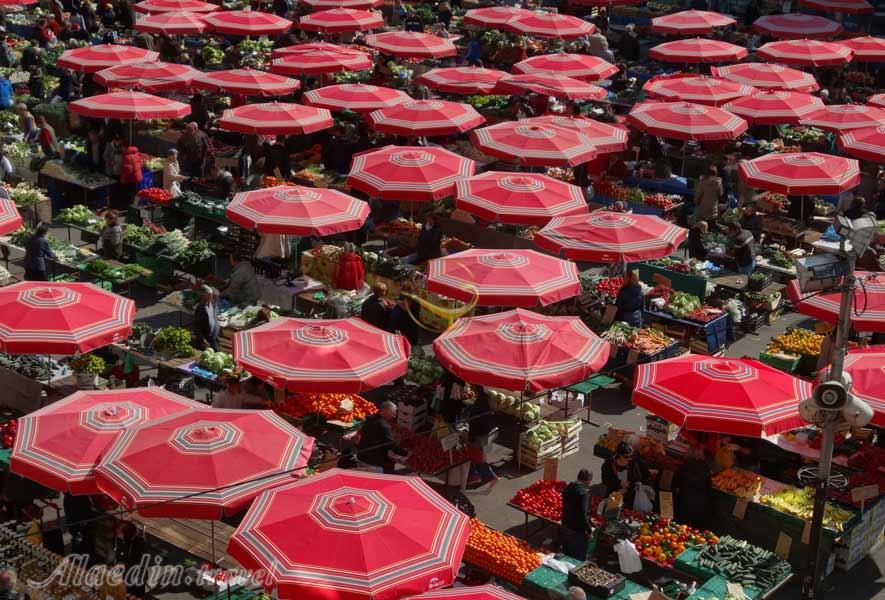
<box><xmin>801</xmin><ymin>267</ymin><xmax>856</xmax><ymax>600</ymax></box>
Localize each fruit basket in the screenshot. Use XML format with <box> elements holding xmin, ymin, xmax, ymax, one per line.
<box><xmin>567</xmin><ymin>562</ymin><xmax>625</xmax><ymax>598</ymax></box>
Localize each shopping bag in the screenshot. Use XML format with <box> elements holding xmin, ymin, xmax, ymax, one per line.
<box><xmin>633</xmin><ymin>482</ymin><xmax>654</xmax><ymax>513</ymax></box>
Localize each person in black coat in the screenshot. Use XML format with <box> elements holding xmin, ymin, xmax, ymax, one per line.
<box><xmin>615</xmin><ymin>271</ymin><xmax>644</xmax><ymax>326</ymax></box>
<box><xmin>561</xmin><ymin>469</ymin><xmax>593</xmax><ymax>560</ymax></box>
<box><xmin>416</xmin><ymin>215</ymin><xmax>443</xmax><ymax>263</ymax></box>
<box><xmin>688</xmin><ymin>221</ymin><xmax>708</xmax><ymax>261</ymax></box>
<box><xmin>619</xmin><ymin>24</ymin><xmax>640</xmax><ymax>62</ymax></box>
<box><xmin>192</xmin><ymin>286</ymin><xmax>220</xmax><ymax>351</ymax></box>
<box><xmin>674</xmin><ymin>447</ymin><xmax>712</xmax><ymax>530</ymax></box>
<box><xmin>360</xmin><ymin>282</ymin><xmax>391</xmax><ymax>330</ymax></box>
<box><xmin>358</xmin><ymin>402</ymin><xmax>408</xmax><ymax>473</ymax></box>
<box><xmin>601</xmin><ymin>442</ymin><xmax>649</xmax><ymax>508</ymax></box>
<box><xmin>468</xmin><ymin>388</ymin><xmax>496</xmax><ymax>443</ymax></box>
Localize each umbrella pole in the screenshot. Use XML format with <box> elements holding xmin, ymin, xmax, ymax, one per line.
<box><xmin>211</xmin><ymin>520</ymin><xmax>218</xmax><ymax>593</ymax></box>
<box><xmin>681</xmin><ymin>144</ymin><xmax>686</xmax><ymax>177</ymax></box>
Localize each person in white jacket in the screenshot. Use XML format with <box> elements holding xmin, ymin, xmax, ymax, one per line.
<box><xmin>162</xmin><ymin>148</ymin><xmax>188</xmax><ymax>197</ymax></box>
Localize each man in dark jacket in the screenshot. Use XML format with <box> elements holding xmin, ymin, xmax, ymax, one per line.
<box><xmin>561</xmin><ymin>469</ymin><xmax>593</xmax><ymax>560</ymax></box>
<box><xmin>192</xmin><ymin>286</ymin><xmax>220</xmax><ymax>351</ymax></box>
<box><xmin>601</xmin><ymin>442</ymin><xmax>649</xmax><ymax>508</ymax></box>
<box><xmin>358</xmin><ymin>402</ymin><xmax>407</xmax><ymax>473</ymax></box>
<box><xmin>23</xmin><ymin>222</ymin><xmax>56</xmax><ymax>281</ymax></box>
<box><xmin>404</xmin><ymin>10</ymin><xmax>423</xmax><ymax>32</ymax></box>
<box><xmin>674</xmin><ymin>447</ymin><xmax>712</xmax><ymax>530</ymax></box>
<box><xmin>361</xmin><ymin>282</ymin><xmax>390</xmax><ymax>330</ymax></box>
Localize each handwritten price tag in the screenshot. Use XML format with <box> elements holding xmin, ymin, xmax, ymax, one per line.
<box><xmin>440</xmin><ymin>433</ymin><xmax>460</xmax><ymax>452</ymax></box>
<box><xmin>775</xmin><ymin>532</ymin><xmax>792</xmax><ymax>560</ymax></box>
<box><xmin>659</xmin><ymin>491</ymin><xmax>674</xmax><ymax>519</ymax></box>
<box><xmin>733</xmin><ymin>498</ymin><xmax>749</xmax><ymax>519</ymax></box>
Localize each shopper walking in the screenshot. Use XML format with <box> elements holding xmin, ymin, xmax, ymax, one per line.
<box><xmin>23</xmin><ymin>223</ymin><xmax>56</xmax><ymax>281</ymax></box>
<box><xmin>561</xmin><ymin>469</ymin><xmax>593</xmax><ymax>560</ymax></box>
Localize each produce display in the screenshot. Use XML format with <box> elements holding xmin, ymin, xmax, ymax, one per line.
<box><xmin>779</xmin><ymin>125</ymin><xmax>826</xmax><ymax>147</ymax></box>
<box><xmin>766</xmin><ymin>248</ymin><xmax>795</xmax><ymax>269</ymax></box>
<box><xmin>145</xmin><ymin>230</ymin><xmax>213</xmax><ymax>265</ymax></box>
<box><xmin>375</xmin><ymin>219</ymin><xmax>422</xmax><ymax>248</ymax></box>
<box><xmin>137</xmin><ymin>187</ymin><xmax>172</xmax><ymax>206</ymax></box>
<box><xmin>57</xmin><ymin>205</ymin><xmax>97</xmax><ymax>226</ymax></box>
<box><xmin>406</xmin><ymin>347</ymin><xmax>445</xmax><ymax>385</ymax></box>
<box><xmin>592</xmin><ymin>277</ymin><xmax>623</xmax><ymax>300</ymax></box>
<box><xmin>758</xmin><ymin>192</ymin><xmax>787</xmax><ymax>213</ymax></box>
<box><xmin>692</xmin><ymin>536</ymin><xmax>792</xmax><ymax>591</ymax></box>
<box><xmin>634</xmin><ymin>515</ymin><xmax>717</xmax><ymax>566</ymax></box>
<box><xmin>624</xmin><ymin>328</ymin><xmax>673</xmax><ymax>355</ymax></box>
<box><xmin>464</xmin><ymin>518</ymin><xmax>541</xmax><ymax>585</ymax></box>
<box><xmin>592</xmin><ymin>178</ymin><xmax>678</xmax><ymax>210</ymax></box>
<box><xmin>650</xmin><ymin>257</ymin><xmax>695</xmax><ymax>274</ymax></box>
<box><xmin>569</xmin><ymin>563</ymin><xmax>624</xmax><ymax>596</ymax></box>
<box><xmin>685</xmin><ymin>306</ymin><xmax>723</xmax><ymax>323</ymax></box>
<box><xmin>197</xmin><ymin>349</ymin><xmax>235</xmax><ymax>375</ymax></box>
<box><xmin>510</xmin><ymin>479</ymin><xmax>565</xmax><ymax>522</ymax></box>
<box><xmin>490</xmin><ymin>391</ymin><xmax>541</xmax><ymax>423</ymax></box>
<box><xmin>711</xmin><ymin>468</ymin><xmax>762</xmax><ymax>499</ymax></box>
<box><xmin>123</xmin><ymin>224</ymin><xmax>155</xmax><ymax>248</ymax></box>
<box><xmin>665</xmin><ymin>291</ymin><xmax>701</xmax><ymax>319</ymax></box>
<box><xmin>766</xmin><ymin>329</ymin><xmax>823</xmax><ymax>357</ymax></box>
<box><xmin>830</xmin><ymin>447</ymin><xmax>885</xmax><ymax>507</ymax></box>
<box><xmin>70</xmin><ymin>353</ymin><xmax>105</xmax><ymax>375</ymax></box>
<box><xmin>595</xmin><ymin>428</ymin><xmax>630</xmax><ymax>454</ymax></box>
<box><xmin>153</xmin><ymin>326</ymin><xmax>195</xmax><ymax>358</ymax></box>
<box><xmin>0</xmin><ymin>355</ymin><xmax>68</xmax><ymax>382</ymax></box>
<box><xmin>759</xmin><ymin>486</ymin><xmax>855</xmax><ymax>531</ymax></box>
<box><xmin>275</xmin><ymin>393</ymin><xmax>377</xmax><ymax>424</ymax></box>
<box><xmin>7</xmin><ymin>182</ymin><xmax>48</xmax><ymax>207</ymax></box>
<box><xmin>397</xmin><ymin>431</ymin><xmax>469</xmax><ymax>474</ymax></box>
<box><xmin>0</xmin><ymin>418</ymin><xmax>17</xmax><ymax>449</ymax></box>
<box><xmin>522</xmin><ymin>419</ymin><xmax>578</xmax><ymax>448</ymax></box>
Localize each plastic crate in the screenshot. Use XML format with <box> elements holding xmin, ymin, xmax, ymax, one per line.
<box><xmin>568</xmin><ymin>562</ymin><xmax>625</xmax><ymax>598</ymax></box>
<box><xmin>742</xmin><ymin>312</ymin><xmax>768</xmax><ymax>334</ymax></box>
<box><xmin>758</xmin><ymin>351</ymin><xmax>800</xmax><ymax>373</ymax></box>
<box><xmin>748</xmin><ymin>272</ymin><xmax>772</xmax><ymax>291</ymax></box>
<box><xmin>673</xmin><ymin>546</ymin><xmax>717</xmax><ymax>581</ymax></box>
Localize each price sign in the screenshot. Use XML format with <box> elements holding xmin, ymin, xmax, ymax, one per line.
<box><xmin>627</xmin><ymin>349</ymin><xmax>640</xmax><ymax>364</ymax></box>
<box><xmin>775</xmin><ymin>532</ymin><xmax>792</xmax><ymax>560</ymax></box>
<box><xmin>659</xmin><ymin>491</ymin><xmax>674</xmax><ymax>519</ymax></box>
<box><xmin>726</xmin><ymin>583</ymin><xmax>746</xmax><ymax>600</ymax></box>
<box><xmin>802</xmin><ymin>521</ymin><xmax>812</xmax><ymax>545</ymax></box>
<box><xmin>602</xmin><ymin>305</ymin><xmax>618</xmax><ymax>325</ymax></box>
<box><xmin>733</xmin><ymin>498</ymin><xmax>749</xmax><ymax>519</ymax></box>
<box><xmin>851</xmin><ymin>485</ymin><xmax>879</xmax><ymax>503</ymax></box>
<box><xmin>440</xmin><ymin>433</ymin><xmax>460</xmax><ymax>452</ymax></box>
<box><xmin>543</xmin><ymin>458</ymin><xmax>559</xmax><ymax>482</ymax></box>
<box><xmin>659</xmin><ymin>470</ymin><xmax>674</xmax><ymax>491</ymax></box>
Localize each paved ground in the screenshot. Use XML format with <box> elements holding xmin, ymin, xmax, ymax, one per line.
<box><xmin>6</xmin><ymin>224</ymin><xmax>884</xmax><ymax>600</ymax></box>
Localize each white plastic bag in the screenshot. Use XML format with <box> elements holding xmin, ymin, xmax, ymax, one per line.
<box><xmin>633</xmin><ymin>482</ymin><xmax>654</xmax><ymax>513</ymax></box>
<box><xmin>613</xmin><ymin>539</ymin><xmax>643</xmax><ymax>574</ymax></box>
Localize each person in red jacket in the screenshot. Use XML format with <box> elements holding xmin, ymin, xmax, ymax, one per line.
<box><xmin>117</xmin><ymin>145</ymin><xmax>143</xmax><ymax>210</ymax></box>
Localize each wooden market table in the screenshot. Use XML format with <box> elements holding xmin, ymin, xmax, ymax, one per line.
<box><xmin>129</xmin><ymin>512</ymin><xmax>241</xmax><ymax>568</ymax></box>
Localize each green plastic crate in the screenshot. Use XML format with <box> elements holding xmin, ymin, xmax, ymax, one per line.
<box><xmin>612</xmin><ymin>579</ymin><xmax>651</xmax><ymax>599</ymax></box>
<box><xmin>688</xmin><ymin>575</ymin><xmax>763</xmax><ymax>600</ymax></box>
<box><xmin>758</xmin><ymin>352</ymin><xmax>800</xmax><ymax>373</ymax></box>
<box><xmin>523</xmin><ymin>555</ymin><xmax>582</xmax><ymax>599</ymax></box>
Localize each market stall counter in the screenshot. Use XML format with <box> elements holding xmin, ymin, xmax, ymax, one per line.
<box><xmin>643</xmin><ymin>309</ymin><xmax>733</xmax><ymax>356</ymax></box>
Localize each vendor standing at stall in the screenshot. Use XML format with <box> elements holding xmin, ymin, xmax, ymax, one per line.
<box><xmin>361</xmin><ymin>281</ymin><xmax>391</xmax><ymax>330</ymax></box>
<box><xmin>601</xmin><ymin>442</ymin><xmax>649</xmax><ymax>508</ymax></box>
<box><xmin>193</xmin><ymin>286</ymin><xmax>220</xmax><ymax>351</ymax></box>
<box><xmin>726</xmin><ymin>221</ymin><xmax>755</xmax><ymax>276</ymax></box>
<box><xmin>357</xmin><ymin>401</ymin><xmax>408</xmax><ymax>474</ymax></box>
<box><xmin>23</xmin><ymin>223</ymin><xmax>56</xmax><ymax>281</ymax></box>
<box><xmin>99</xmin><ymin>210</ymin><xmax>123</xmax><ymax>260</ymax></box>
<box><xmin>162</xmin><ymin>148</ymin><xmax>187</xmax><ymax>197</ymax></box>
<box><xmin>222</xmin><ymin>254</ymin><xmax>260</xmax><ymax>308</ymax></box>
<box><xmin>615</xmin><ymin>270</ymin><xmax>644</xmax><ymax>326</ymax></box>
<box><xmin>674</xmin><ymin>446</ymin><xmax>712</xmax><ymax>530</ymax></box>
<box><xmin>561</xmin><ymin>469</ymin><xmax>593</xmax><ymax>560</ymax></box>
<box><xmin>177</xmin><ymin>122</ymin><xmax>214</xmax><ymax>178</ymax></box>
<box><xmin>415</xmin><ymin>215</ymin><xmax>444</xmax><ymax>264</ymax></box>
<box><xmin>694</xmin><ymin>165</ymin><xmax>723</xmax><ymax>223</ymax></box>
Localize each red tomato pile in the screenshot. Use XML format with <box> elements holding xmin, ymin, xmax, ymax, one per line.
<box><xmin>274</xmin><ymin>393</ymin><xmax>377</xmax><ymax>423</ymax></box>
<box><xmin>510</xmin><ymin>480</ymin><xmax>565</xmax><ymax>522</ymax></box>
<box><xmin>594</xmin><ymin>277</ymin><xmax>623</xmax><ymax>299</ymax></box>
<box><xmin>464</xmin><ymin>518</ymin><xmax>541</xmax><ymax>584</ymax></box>
<box><xmin>644</xmin><ymin>193</ymin><xmax>676</xmax><ymax>210</ymax></box>
<box><xmin>686</xmin><ymin>307</ymin><xmax>721</xmax><ymax>323</ymax></box>
<box><xmin>0</xmin><ymin>419</ymin><xmax>16</xmax><ymax>449</ymax></box>
<box><xmin>649</xmin><ymin>285</ymin><xmax>674</xmax><ymax>303</ymax></box>
<box><xmin>137</xmin><ymin>187</ymin><xmax>172</xmax><ymax>206</ymax></box>
<box><xmin>397</xmin><ymin>431</ymin><xmax>469</xmax><ymax>474</ymax></box>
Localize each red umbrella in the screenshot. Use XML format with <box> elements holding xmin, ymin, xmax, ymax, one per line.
<box><xmin>406</xmin><ymin>587</ymin><xmax>526</xmax><ymax>600</ymax></box>
<box><xmin>69</xmin><ymin>91</ymin><xmax>190</xmax><ymax>119</ymax></box>
<box><xmin>753</xmin><ymin>14</ymin><xmax>842</xmax><ymax>39</ymax></box>
<box><xmin>426</xmin><ymin>249</ymin><xmax>581</xmax><ymax>307</ymax></box>
<box><xmin>799</xmin><ymin>0</ymin><xmax>873</xmax><ymax>11</ymax></box>
<box><xmin>512</xmin><ymin>53</ymin><xmax>618</xmax><ymax>81</ymax></box>
<box><xmin>233</xmin><ymin>317</ymin><xmax>410</xmax><ymax>392</ymax></box>
<box><xmin>95</xmin><ymin>62</ymin><xmax>201</xmax><ymax>92</ymax></box>
<box><xmin>273</xmin><ymin>41</ymin><xmax>359</xmax><ymax>56</ymax></box>
<box><xmin>756</xmin><ymin>39</ymin><xmax>853</xmax><ymax>67</ymax></box>
<box><xmin>0</xmin><ymin>190</ymin><xmax>22</xmax><ymax>237</ymax></box>
<box><xmin>495</xmin><ymin>73</ymin><xmax>607</xmax><ymax>100</ymax></box>
<box><xmin>134</xmin><ymin>11</ymin><xmax>208</xmax><ymax>34</ymax></box>
<box><xmin>433</xmin><ymin>309</ymin><xmax>610</xmax><ymax>392</ymax></box>
<box><xmin>11</xmin><ymin>388</ymin><xmax>201</xmax><ymax>495</ymax></box>
<box><xmin>801</xmin><ymin>104</ymin><xmax>885</xmax><ymax>133</ymax></box>
<box><xmin>627</xmin><ymin>102</ymin><xmax>748</xmax><ymax>141</ymax></box>
<box><xmin>649</xmin><ymin>38</ymin><xmax>748</xmax><ymax>63</ymax></box>
<box><xmin>302</xmin><ymin>0</ymin><xmax>382</xmax><ymax>9</ymax></box>
<box><xmin>841</xmin><ymin>349</ymin><xmax>885</xmax><ymax>428</ymax></box>
<box><xmin>463</xmin><ymin>6</ymin><xmax>531</xmax><ymax>26</ymax></box>
<box><xmin>218</xmin><ymin>102</ymin><xmax>333</xmax><ymax>135</ymax></box>
<box><xmin>840</xmin><ymin>36</ymin><xmax>885</xmax><ymax>62</ymax></box>
<box><xmin>738</xmin><ymin>152</ymin><xmax>860</xmax><ymax>195</ymax></box>
<box><xmin>194</xmin><ymin>68</ymin><xmax>300</xmax><ymax>97</ymax></box>
<box><xmin>839</xmin><ymin>125</ymin><xmax>885</xmax><ymax>163</ymax></box>
<box><xmin>633</xmin><ymin>356</ymin><xmax>811</xmax><ymax>437</ymax></box>
<box><xmin>57</xmin><ymin>44</ymin><xmax>158</xmax><ymax>73</ymax></box>
<box><xmin>722</xmin><ymin>90</ymin><xmax>824</xmax><ymax>125</ymax></box>
<box><xmin>367</xmin><ymin>100</ymin><xmax>484</xmax><ymax>137</ymax></box>
<box><xmin>567</xmin><ymin>0</ymin><xmax>641</xmax><ymax>6</ymax></box>
<box><xmin>711</xmin><ymin>62</ymin><xmax>819</xmax><ymax>92</ymax></box>
<box><xmin>643</xmin><ymin>76</ymin><xmax>757</xmax><ymax>107</ymax></box>
<box><xmin>505</xmin><ymin>12</ymin><xmax>595</xmax><ymax>38</ymax></box>
<box><xmin>133</xmin><ymin>0</ymin><xmax>217</xmax><ymax>12</ymax></box>
<box><xmin>0</xmin><ymin>282</ymin><xmax>134</xmax><ymax>354</ymax></box>
<box><xmin>534</xmin><ymin>212</ymin><xmax>688</xmax><ymax>263</ymax></box>
<box><xmin>366</xmin><ymin>32</ymin><xmax>456</xmax><ymax>59</ymax></box>
<box><xmin>868</xmin><ymin>93</ymin><xmax>885</xmax><ymax>109</ymax></box>
<box><xmin>520</xmin><ymin>116</ymin><xmax>627</xmax><ymax>153</ymax></box>
<box><xmin>455</xmin><ymin>171</ymin><xmax>587</xmax><ymax>226</ymax></box>
<box><xmin>0</xmin><ymin>0</ymin><xmax>37</xmax><ymax>5</ymax></box>
<box><xmin>203</xmin><ymin>10</ymin><xmax>293</xmax><ymax>35</ymax></box>
<box><xmin>299</xmin><ymin>8</ymin><xmax>383</xmax><ymax>32</ymax></box>
<box><xmin>303</xmin><ymin>84</ymin><xmax>411</xmax><ymax>112</ymax></box>
<box><xmin>417</xmin><ymin>67</ymin><xmax>509</xmax><ymax>95</ymax></box>
<box><xmin>95</xmin><ymin>409</ymin><xmax>314</xmax><ymax>518</ymax></box>
<box><xmin>651</xmin><ymin>10</ymin><xmax>736</xmax><ymax>34</ymax></box>
<box><xmin>227</xmin><ymin>185</ymin><xmax>369</xmax><ymax>236</ymax></box>
<box><xmin>471</xmin><ymin>121</ymin><xmax>598</xmax><ymax>167</ymax></box>
<box><xmin>229</xmin><ymin>469</ymin><xmax>470</xmax><ymax>600</ymax></box>
<box><xmin>347</xmin><ymin>145</ymin><xmax>476</xmax><ymax>201</ymax></box>
<box><xmin>272</xmin><ymin>49</ymin><xmax>372</xmax><ymax>75</ymax></box>
<box><xmin>788</xmin><ymin>273</ymin><xmax>885</xmax><ymax>332</ymax></box>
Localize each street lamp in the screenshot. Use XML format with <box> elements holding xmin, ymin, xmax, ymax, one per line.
<box><xmin>795</xmin><ymin>214</ymin><xmax>877</xmax><ymax>600</ymax></box>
